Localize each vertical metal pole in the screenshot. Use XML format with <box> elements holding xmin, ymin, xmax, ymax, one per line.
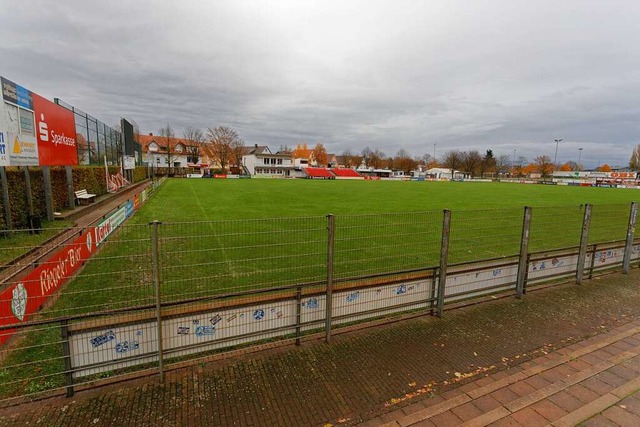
<box><xmin>516</xmin><ymin>206</ymin><xmax>532</xmax><ymax>299</ymax></box>
<box><xmin>65</xmin><ymin>166</ymin><xmax>75</xmax><ymax>209</ymax></box>
<box><xmin>0</xmin><ymin>167</ymin><xmax>12</xmax><ymax>230</ymax></box>
<box><xmin>42</xmin><ymin>166</ymin><xmax>54</xmax><ymax>221</ymax></box>
<box><xmin>295</xmin><ymin>286</ymin><xmax>302</xmax><ymax>346</ymax></box>
<box><xmin>429</xmin><ymin>267</ymin><xmax>437</xmax><ymax>316</ymax></box>
<box><xmin>623</xmin><ymin>202</ymin><xmax>638</xmax><ymax>274</ymax></box>
<box><xmin>24</xmin><ymin>167</ymin><xmax>34</xmax><ymax>216</ymax></box>
<box><xmin>436</xmin><ymin>210</ymin><xmax>451</xmax><ymax>317</ymax></box>
<box><xmin>60</xmin><ymin>320</ymin><xmax>74</xmax><ymax>397</ymax></box>
<box><xmin>325</xmin><ymin>214</ymin><xmax>335</xmax><ymax>344</ymax></box>
<box><xmin>576</xmin><ymin>204</ymin><xmax>592</xmax><ymax>284</ymax></box>
<box><xmin>589</xmin><ymin>244</ymin><xmax>597</xmax><ymax>279</ymax></box>
<box><xmin>151</xmin><ymin>220</ymin><xmax>164</xmax><ymax>383</ymax></box>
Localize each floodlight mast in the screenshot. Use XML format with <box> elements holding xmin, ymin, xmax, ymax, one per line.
<box><xmin>554</xmin><ymin>138</ymin><xmax>563</xmax><ymax>166</ymax></box>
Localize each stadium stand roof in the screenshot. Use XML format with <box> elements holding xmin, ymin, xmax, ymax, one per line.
<box><xmin>304</xmin><ymin>167</ymin><xmax>334</xmax><ymax>178</ymax></box>
<box><xmin>331</xmin><ymin>169</ymin><xmax>362</xmax><ymax>178</ymax></box>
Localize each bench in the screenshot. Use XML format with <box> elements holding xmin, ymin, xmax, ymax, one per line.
<box><xmin>74</xmin><ymin>189</ymin><xmax>97</xmax><ymax>205</ymax></box>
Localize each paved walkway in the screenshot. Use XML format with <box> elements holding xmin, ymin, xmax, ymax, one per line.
<box><xmin>1</xmin><ymin>185</ymin><xmax>640</xmax><ymax>426</ymax></box>
<box><xmin>368</xmin><ymin>319</ymin><xmax>640</xmax><ymax>427</ymax></box>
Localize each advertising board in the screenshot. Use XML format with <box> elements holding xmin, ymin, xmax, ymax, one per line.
<box><xmin>0</xmin><ymin>229</ymin><xmax>96</xmax><ymax>343</ymax></box>
<box><xmin>0</xmin><ymin>76</ymin><xmax>77</xmax><ymax>166</ymax></box>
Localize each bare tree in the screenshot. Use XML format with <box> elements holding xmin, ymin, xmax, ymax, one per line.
<box><xmin>442</xmin><ymin>150</ymin><xmax>464</xmax><ymax>178</ymax></box>
<box><xmin>183</xmin><ymin>127</ymin><xmax>205</xmax><ymax>164</ymax></box>
<box><xmin>368</xmin><ymin>149</ymin><xmax>386</xmax><ymax>169</ymax></box>
<box><xmin>361</xmin><ymin>146</ymin><xmax>372</xmax><ymax>167</ymax></box>
<box><xmin>630</xmin><ymin>144</ymin><xmax>640</xmax><ymax>170</ymax></box>
<box><xmin>206</xmin><ymin>126</ymin><xmax>244</xmax><ymax>172</ymax></box>
<box><xmin>340</xmin><ymin>149</ymin><xmax>353</xmax><ymax>167</ymax></box>
<box><xmin>393</xmin><ymin>149</ymin><xmax>417</xmax><ymax>172</ymax></box>
<box><xmin>461</xmin><ymin>150</ymin><xmax>482</xmax><ymax>177</ymax></box>
<box><xmin>565</xmin><ymin>160</ymin><xmax>579</xmax><ymax>171</ymax></box>
<box><xmin>495</xmin><ymin>154</ymin><xmax>511</xmax><ymax>176</ymax></box>
<box><xmin>278</xmin><ymin>144</ymin><xmax>292</xmax><ymax>154</ymax></box>
<box><xmin>481</xmin><ymin>149</ymin><xmax>496</xmax><ymax>178</ymax></box>
<box><xmin>158</xmin><ymin>123</ymin><xmax>176</xmax><ymax>175</ymax></box>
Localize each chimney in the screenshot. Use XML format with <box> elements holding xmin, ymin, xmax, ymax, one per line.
<box><xmin>149</xmin><ymin>132</ymin><xmax>153</xmax><ymax>136</ymax></box>
<box><xmin>254</xmin><ymin>144</ymin><xmax>258</xmax><ymax>148</ymax></box>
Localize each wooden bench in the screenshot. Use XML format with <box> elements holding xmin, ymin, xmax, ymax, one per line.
<box><xmin>74</xmin><ymin>189</ymin><xmax>97</xmax><ymax>205</ymax></box>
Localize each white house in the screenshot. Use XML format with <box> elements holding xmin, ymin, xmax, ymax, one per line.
<box><xmin>242</xmin><ymin>145</ymin><xmax>298</xmax><ymax>177</ymax></box>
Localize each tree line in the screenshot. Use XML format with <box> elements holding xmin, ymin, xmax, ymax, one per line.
<box><xmin>152</xmin><ymin>124</ymin><xmax>618</xmax><ymax>177</ymax></box>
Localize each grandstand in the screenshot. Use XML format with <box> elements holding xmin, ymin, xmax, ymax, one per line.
<box><xmin>331</xmin><ymin>168</ymin><xmax>363</xmax><ymax>179</ymax></box>
<box><xmin>304</xmin><ymin>167</ymin><xmax>335</xmax><ymax>179</ymax></box>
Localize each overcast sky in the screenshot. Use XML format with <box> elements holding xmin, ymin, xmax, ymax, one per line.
<box><xmin>1</xmin><ymin>0</ymin><xmax>639</xmax><ymax>168</ymax></box>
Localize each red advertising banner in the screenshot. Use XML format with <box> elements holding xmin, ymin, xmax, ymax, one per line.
<box><xmin>32</xmin><ymin>92</ymin><xmax>78</xmax><ymax>166</ymax></box>
<box><xmin>0</xmin><ymin>229</ymin><xmax>95</xmax><ymax>343</ymax></box>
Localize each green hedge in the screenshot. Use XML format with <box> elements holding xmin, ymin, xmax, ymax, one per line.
<box><xmin>0</xmin><ymin>166</ymin><xmax>149</xmax><ymax>229</ymax></box>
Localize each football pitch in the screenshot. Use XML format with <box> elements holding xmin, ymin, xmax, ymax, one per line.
<box><xmin>132</xmin><ymin>178</ymin><xmax>640</xmax><ymax>222</ymax></box>
<box><xmin>58</xmin><ymin>178</ymin><xmax>638</xmax><ymax>314</ymax></box>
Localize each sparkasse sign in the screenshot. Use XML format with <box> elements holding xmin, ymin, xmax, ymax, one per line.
<box><xmin>32</xmin><ymin>92</ymin><xmax>77</xmax><ymax>166</ymax></box>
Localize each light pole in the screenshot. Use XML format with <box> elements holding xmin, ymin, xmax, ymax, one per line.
<box><xmin>578</xmin><ymin>148</ymin><xmax>583</xmax><ymax>170</ymax></box>
<box><xmin>554</xmin><ymin>138</ymin><xmax>563</xmax><ymax>166</ymax></box>
<box><xmin>512</xmin><ymin>149</ymin><xmax>516</xmax><ymax>166</ymax></box>
<box><xmin>433</xmin><ymin>143</ymin><xmax>437</xmax><ymax>161</ymax></box>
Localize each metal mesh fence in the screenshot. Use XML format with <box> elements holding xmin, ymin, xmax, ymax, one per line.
<box><xmin>334</xmin><ymin>211</ymin><xmax>442</xmax><ymax>280</ymax></box>
<box><xmin>0</xmin><ymin>202</ymin><xmax>637</xmax><ymax>404</ymax></box>
<box><xmin>157</xmin><ymin>217</ymin><xmax>327</xmax><ymax>302</ymax></box>
<box><xmin>589</xmin><ymin>204</ymin><xmax>630</xmax><ymax>245</ymax></box>
<box><xmin>529</xmin><ymin>205</ymin><xmax>585</xmax><ymax>253</ymax></box>
<box><xmin>448</xmin><ymin>208</ymin><xmax>523</xmax><ymax>264</ymax></box>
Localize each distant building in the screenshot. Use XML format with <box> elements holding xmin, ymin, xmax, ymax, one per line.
<box><xmin>426</xmin><ymin>168</ymin><xmax>468</xmax><ymax>180</ymax></box>
<box><xmin>138</xmin><ymin>133</ymin><xmax>206</xmax><ymax>171</ymax></box>
<box><xmin>242</xmin><ymin>144</ymin><xmax>299</xmax><ymax>177</ymax></box>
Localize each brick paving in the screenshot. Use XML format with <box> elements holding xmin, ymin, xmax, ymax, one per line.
<box><xmin>1</xmin><ymin>189</ymin><xmax>640</xmax><ymax>426</ymax></box>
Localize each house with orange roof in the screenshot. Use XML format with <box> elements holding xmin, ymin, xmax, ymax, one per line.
<box><xmin>138</xmin><ymin>133</ymin><xmax>208</xmax><ymax>171</ymax></box>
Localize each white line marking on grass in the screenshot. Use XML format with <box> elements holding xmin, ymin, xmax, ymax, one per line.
<box><xmin>188</xmin><ymin>180</ymin><xmax>239</xmax><ymax>279</ymax></box>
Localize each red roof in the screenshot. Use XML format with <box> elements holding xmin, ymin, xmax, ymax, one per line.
<box><xmin>305</xmin><ymin>167</ymin><xmax>334</xmax><ymax>178</ymax></box>
<box><xmin>331</xmin><ymin>169</ymin><xmax>361</xmax><ymax>178</ymax></box>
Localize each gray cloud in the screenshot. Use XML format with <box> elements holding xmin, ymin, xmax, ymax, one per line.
<box><xmin>1</xmin><ymin>0</ymin><xmax>639</xmax><ymax>168</ymax></box>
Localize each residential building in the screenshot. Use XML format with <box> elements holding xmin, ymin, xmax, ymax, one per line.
<box><xmin>138</xmin><ymin>133</ymin><xmax>206</xmax><ymax>170</ymax></box>
<box><xmin>242</xmin><ymin>144</ymin><xmax>299</xmax><ymax>177</ymax></box>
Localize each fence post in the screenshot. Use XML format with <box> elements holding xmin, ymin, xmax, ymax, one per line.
<box><xmin>436</xmin><ymin>210</ymin><xmax>451</xmax><ymax>317</ymax></box>
<box><xmin>623</xmin><ymin>202</ymin><xmax>638</xmax><ymax>274</ymax></box>
<box><xmin>150</xmin><ymin>220</ymin><xmax>164</xmax><ymax>383</ymax></box>
<box><xmin>516</xmin><ymin>206</ymin><xmax>532</xmax><ymax>299</ymax></box>
<box><xmin>42</xmin><ymin>166</ymin><xmax>54</xmax><ymax>221</ymax></box>
<box><xmin>66</xmin><ymin>165</ymin><xmax>75</xmax><ymax>210</ymax></box>
<box><xmin>0</xmin><ymin>166</ymin><xmax>12</xmax><ymax>230</ymax></box>
<box><xmin>295</xmin><ymin>286</ymin><xmax>302</xmax><ymax>346</ymax></box>
<box><xmin>576</xmin><ymin>204</ymin><xmax>592</xmax><ymax>284</ymax></box>
<box><xmin>24</xmin><ymin>166</ymin><xmax>34</xmax><ymax>216</ymax></box>
<box><xmin>325</xmin><ymin>214</ymin><xmax>335</xmax><ymax>344</ymax></box>
<box><xmin>60</xmin><ymin>319</ymin><xmax>75</xmax><ymax>397</ymax></box>
<box><xmin>589</xmin><ymin>244</ymin><xmax>597</xmax><ymax>279</ymax></box>
<box><xmin>429</xmin><ymin>267</ymin><xmax>437</xmax><ymax>316</ymax></box>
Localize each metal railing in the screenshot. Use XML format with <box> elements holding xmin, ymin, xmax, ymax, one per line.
<box><xmin>0</xmin><ymin>202</ymin><xmax>638</xmax><ymax>404</ymax></box>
